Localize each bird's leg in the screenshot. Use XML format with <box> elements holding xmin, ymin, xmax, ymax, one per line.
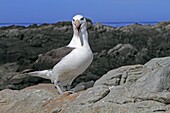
<box><xmin>65</xmin><ymin>84</ymin><xmax>75</xmax><ymax>94</ymax></box>
<box><xmin>54</xmin><ymin>80</ymin><xmax>64</xmax><ymax>94</ymax></box>
<box><xmin>56</xmin><ymin>85</ymin><xmax>64</xmax><ymax>95</ymax></box>
<box><xmin>54</xmin><ymin>80</ymin><xmax>74</xmax><ymax>95</ymax></box>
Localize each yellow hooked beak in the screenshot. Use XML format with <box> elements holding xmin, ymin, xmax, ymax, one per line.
<box><xmin>75</xmin><ymin>20</ymin><xmax>81</xmax><ymax>31</ymax></box>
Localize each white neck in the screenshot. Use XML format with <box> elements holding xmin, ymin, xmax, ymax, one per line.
<box><xmin>67</xmin><ymin>28</ymin><xmax>90</xmax><ymax>48</ymax></box>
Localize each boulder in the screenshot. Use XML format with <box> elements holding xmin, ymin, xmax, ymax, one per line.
<box><xmin>0</xmin><ymin>84</ymin><xmax>58</xmax><ymax>113</ymax></box>
<box><xmin>133</xmin><ymin>57</ymin><xmax>170</xmax><ymax>92</ymax></box>
<box><xmin>94</xmin><ymin>65</ymin><xmax>143</xmax><ymax>87</ymax></box>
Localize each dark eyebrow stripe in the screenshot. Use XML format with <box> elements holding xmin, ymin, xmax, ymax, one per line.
<box><xmin>80</xmin><ymin>17</ymin><xmax>84</xmax><ymax>20</ymax></box>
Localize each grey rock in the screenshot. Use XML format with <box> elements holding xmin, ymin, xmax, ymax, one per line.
<box><xmin>63</xmin><ymin>85</ymin><xmax>170</xmax><ymax>113</ymax></box>
<box><xmin>107</xmin><ymin>43</ymin><xmax>137</xmax><ymax>55</ymax></box>
<box><xmin>133</xmin><ymin>57</ymin><xmax>170</xmax><ymax>92</ymax></box>
<box><xmin>72</xmin><ymin>80</ymin><xmax>94</xmax><ymax>92</ymax></box>
<box><xmin>0</xmin><ymin>57</ymin><xmax>170</xmax><ymax>113</ymax></box>
<box><xmin>0</xmin><ymin>84</ymin><xmax>57</xmax><ymax>113</ymax></box>
<box><xmin>94</xmin><ymin>65</ymin><xmax>143</xmax><ymax>87</ymax></box>
<box><xmin>77</xmin><ymin>85</ymin><xmax>110</xmax><ymax>105</ymax></box>
<box><xmin>143</xmin><ymin>57</ymin><xmax>170</xmax><ymax>71</ymax></box>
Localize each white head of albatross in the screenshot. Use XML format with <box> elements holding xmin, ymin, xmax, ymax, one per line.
<box><xmin>68</xmin><ymin>14</ymin><xmax>89</xmax><ymax>47</ymax></box>
<box><xmin>72</xmin><ymin>14</ymin><xmax>86</xmax><ymax>34</ymax></box>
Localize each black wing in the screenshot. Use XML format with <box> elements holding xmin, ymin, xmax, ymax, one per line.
<box><xmin>32</xmin><ymin>46</ymin><xmax>75</xmax><ymax>70</ymax></box>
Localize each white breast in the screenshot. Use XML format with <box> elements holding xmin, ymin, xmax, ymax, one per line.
<box><xmin>51</xmin><ymin>46</ymin><xmax>93</xmax><ymax>86</ymax></box>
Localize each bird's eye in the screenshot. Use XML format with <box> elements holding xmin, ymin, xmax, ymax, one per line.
<box><xmin>80</xmin><ymin>17</ymin><xmax>84</xmax><ymax>20</ymax></box>
<box><xmin>72</xmin><ymin>19</ymin><xmax>75</xmax><ymax>21</ymax></box>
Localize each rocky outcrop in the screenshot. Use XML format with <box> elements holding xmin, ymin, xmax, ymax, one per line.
<box><xmin>0</xmin><ymin>21</ymin><xmax>170</xmax><ymax>112</ymax></box>
<box><xmin>1</xmin><ymin>21</ymin><xmax>170</xmax><ymax>71</ymax></box>
<box><xmin>0</xmin><ymin>57</ymin><xmax>170</xmax><ymax>113</ymax></box>
<box><xmin>0</xmin><ymin>21</ymin><xmax>170</xmax><ymax>90</ymax></box>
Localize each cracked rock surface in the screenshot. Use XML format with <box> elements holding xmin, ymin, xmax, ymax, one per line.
<box><xmin>0</xmin><ymin>57</ymin><xmax>170</xmax><ymax>113</ymax></box>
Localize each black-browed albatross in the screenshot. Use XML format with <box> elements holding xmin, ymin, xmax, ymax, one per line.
<box><xmin>25</xmin><ymin>14</ymin><xmax>93</xmax><ymax>94</ymax></box>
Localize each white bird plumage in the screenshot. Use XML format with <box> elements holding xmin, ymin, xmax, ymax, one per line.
<box><xmin>26</xmin><ymin>14</ymin><xmax>93</xmax><ymax>94</ymax></box>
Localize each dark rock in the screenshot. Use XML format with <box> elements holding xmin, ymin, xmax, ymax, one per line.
<box><xmin>0</xmin><ymin>63</ymin><xmax>50</xmax><ymax>90</ymax></box>
<box><xmin>0</xmin><ymin>22</ymin><xmax>73</xmax><ymax>67</ymax></box>
<box><xmin>0</xmin><ymin>21</ymin><xmax>170</xmax><ymax>70</ymax></box>
<box><xmin>28</xmin><ymin>24</ymin><xmax>38</xmax><ymax>28</ymax></box>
